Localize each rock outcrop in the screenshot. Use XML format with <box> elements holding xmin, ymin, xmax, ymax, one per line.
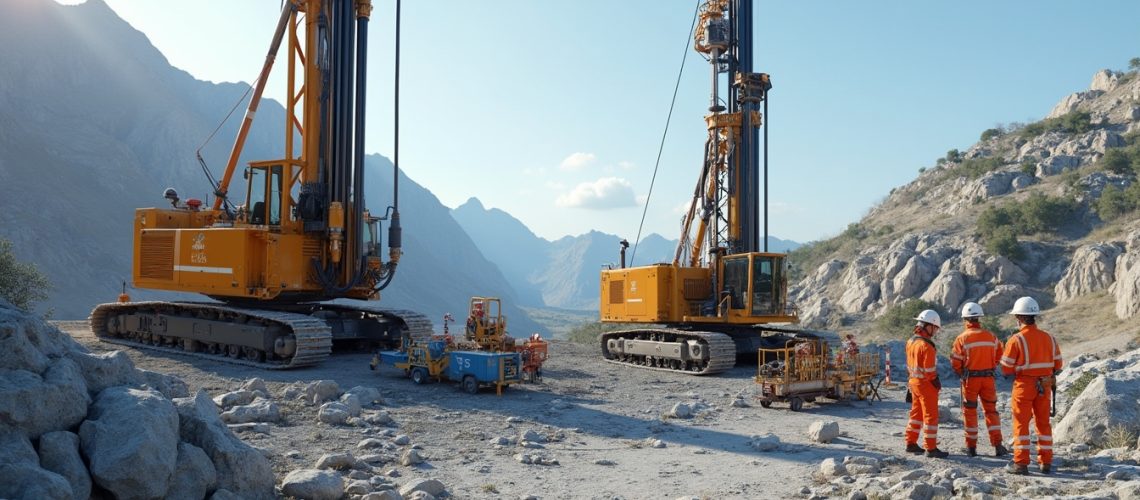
<box><xmin>0</xmin><ymin>300</ymin><xmax>274</xmax><ymax>500</ymax></box>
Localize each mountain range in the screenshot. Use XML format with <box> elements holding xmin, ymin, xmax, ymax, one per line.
<box><xmin>451</xmin><ymin>197</ymin><xmax>800</xmax><ymax>310</ymax></box>
<box><xmin>788</xmin><ymin>68</ymin><xmax>1140</xmax><ymax>353</ymax></box>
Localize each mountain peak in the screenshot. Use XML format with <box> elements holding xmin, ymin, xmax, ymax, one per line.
<box><xmin>457</xmin><ymin>197</ymin><xmax>485</xmax><ymax>211</ymax></box>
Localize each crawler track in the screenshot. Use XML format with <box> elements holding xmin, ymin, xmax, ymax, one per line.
<box><xmin>600</xmin><ymin>329</ymin><xmax>736</xmax><ymax>375</ymax></box>
<box><xmin>90</xmin><ymin>301</ymin><xmax>432</xmax><ymax>369</ymax></box>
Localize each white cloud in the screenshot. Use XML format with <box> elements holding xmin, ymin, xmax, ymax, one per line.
<box><xmin>556</xmin><ymin>177</ymin><xmax>637</xmax><ymax>209</ymax></box>
<box><xmin>559</xmin><ymin>152</ymin><xmax>597</xmax><ymax>171</ymax></box>
<box><xmin>673</xmin><ymin>201</ymin><xmax>693</xmax><ymax>215</ymax></box>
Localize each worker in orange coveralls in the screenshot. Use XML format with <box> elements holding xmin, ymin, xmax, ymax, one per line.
<box><xmin>951</xmin><ymin>302</ymin><xmax>1009</xmax><ymax>458</ymax></box>
<box><xmin>904</xmin><ymin>309</ymin><xmax>949</xmax><ymax>458</ymax></box>
<box><xmin>999</xmin><ymin>296</ymin><xmax>1062</xmax><ymax>475</ymax></box>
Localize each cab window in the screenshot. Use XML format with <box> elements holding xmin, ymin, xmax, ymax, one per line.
<box><xmin>722</xmin><ymin>257</ymin><xmax>748</xmax><ymax>310</ymax></box>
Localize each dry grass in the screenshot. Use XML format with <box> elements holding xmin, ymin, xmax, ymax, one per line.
<box><xmin>1102</xmin><ymin>424</ymin><xmax>1137</xmax><ymax>450</ymax></box>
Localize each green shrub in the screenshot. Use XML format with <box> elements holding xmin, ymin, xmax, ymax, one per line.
<box><xmin>1100</xmin><ymin>149</ymin><xmax>1133</xmax><ymax>175</ymax></box>
<box><xmin>945</xmin><ymin>149</ymin><xmax>963</xmax><ymax>163</ymax></box>
<box><xmin>0</xmin><ymin>238</ymin><xmax>51</xmax><ymax>311</ymax></box>
<box><xmin>1065</xmin><ymin>371</ymin><xmax>1098</xmax><ymax>400</ymax></box>
<box><xmin>973</xmin><ymin>194</ymin><xmax>1076</xmax><ymax>260</ymax></box>
<box><xmin>1096</xmin><ymin>183</ymin><xmax>1140</xmax><ymax>221</ymax></box>
<box><xmin>788</xmin><ymin>237</ymin><xmax>844</xmax><ymax>282</ymax></box>
<box><xmin>1019</xmin><ymin>192</ymin><xmax>1079</xmax><ymax>233</ymax></box>
<box><xmin>1020</xmin><ymin>160</ymin><xmax>1037</xmax><ymax>176</ymax></box>
<box><xmin>878</xmin><ymin>299</ymin><xmax>948</xmax><ymax>338</ymax></box>
<box><xmin>1130</xmin><ymin>57</ymin><xmax>1140</xmax><ymax>71</ymax></box>
<box><xmin>980</xmin><ymin>128</ymin><xmax>1002</xmax><ymax>142</ymax></box>
<box><xmin>1019</xmin><ymin>111</ymin><xmax>1093</xmax><ymax>140</ymax></box>
<box><xmin>956</xmin><ymin>157</ymin><xmax>1004</xmax><ymax>179</ymax></box>
<box><xmin>1097</xmin><ymin>185</ymin><xmax>1131</xmax><ymax>221</ymax></box>
<box><xmin>985</xmin><ymin>227</ymin><xmax>1024</xmax><ymax>260</ymax></box>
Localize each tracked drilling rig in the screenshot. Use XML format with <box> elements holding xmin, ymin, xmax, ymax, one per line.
<box><xmin>90</xmin><ymin>0</ymin><xmax>431</xmax><ymax>368</ymax></box>
<box><xmin>599</xmin><ymin>0</ymin><xmax>810</xmax><ymax>375</ymax></box>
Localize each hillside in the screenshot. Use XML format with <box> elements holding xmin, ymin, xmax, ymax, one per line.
<box><xmin>789</xmin><ymin>67</ymin><xmax>1140</xmax><ymax>351</ymax></box>
<box><xmin>452</xmin><ymin>197</ymin><xmax>799</xmax><ymax>311</ymax></box>
<box><xmin>0</xmin><ymin>0</ymin><xmax>544</xmax><ymax>334</ymax></box>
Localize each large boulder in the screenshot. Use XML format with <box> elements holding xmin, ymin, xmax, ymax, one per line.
<box><xmin>67</xmin><ymin>350</ymin><xmax>142</xmax><ymax>396</ymax></box>
<box><xmin>139</xmin><ymin>369</ymin><xmax>191</xmax><ymax>399</ymax></box>
<box><xmin>344</xmin><ymin>386</ymin><xmax>383</xmax><ymax>406</ymax></box>
<box><xmin>214</xmin><ymin>390</ymin><xmax>257</xmax><ymax>410</ymax></box>
<box><xmin>1055</xmin><ymin>372</ymin><xmax>1140</xmax><ymax>446</ymax></box>
<box><xmin>174</xmin><ymin>390</ymin><xmax>275</xmax><ymax>499</ymax></box>
<box><xmin>167</xmin><ymin>442</ymin><xmax>218</xmax><ymax>500</ymax></box>
<box><xmin>37</xmin><ymin>431</ymin><xmax>92</xmax><ymax>500</ymax></box>
<box><xmin>219</xmin><ymin>398</ymin><xmax>280</xmax><ymax>424</ymax></box>
<box><xmin>280</xmin><ymin>469</ymin><xmax>345</xmax><ymax>500</ymax></box>
<box><xmin>978</xmin><ymin>284</ymin><xmax>1026</xmax><ymax>316</ymax></box>
<box><xmin>1113</xmin><ymin>231</ymin><xmax>1140</xmax><ymax>319</ymax></box>
<box><xmin>807</xmin><ymin>421</ymin><xmax>840</xmax><ymax>443</ymax></box>
<box><xmin>79</xmin><ymin>387</ymin><xmax>180</xmax><ymax>499</ymax></box>
<box><xmin>1090</xmin><ymin>69</ymin><xmax>1121</xmax><ymax>93</ymax></box>
<box><xmin>305</xmin><ymin>380</ymin><xmax>342</xmax><ymax>404</ymax></box>
<box><xmin>399</xmin><ymin>478</ymin><xmax>447</xmax><ymax>498</ymax></box>
<box><xmin>0</xmin><ymin>357</ymin><xmax>90</xmax><ymax>439</ymax></box>
<box><xmin>888</xmin><ymin>256</ymin><xmax>937</xmax><ymax>302</ymax></box>
<box><xmin>920</xmin><ymin>269</ymin><xmax>967</xmax><ymax>314</ymax></box>
<box><xmin>319</xmin><ymin>402</ymin><xmax>351</xmax><ymax>425</ymax></box>
<box><xmin>1056</xmin><ymin>243</ymin><xmax>1123</xmax><ymax>303</ymax></box>
<box><xmin>0</xmin><ymin>303</ymin><xmax>82</xmax><ymax>373</ymax></box>
<box><xmin>0</xmin><ymin>427</ymin><xmax>73</xmax><ymax>500</ymax></box>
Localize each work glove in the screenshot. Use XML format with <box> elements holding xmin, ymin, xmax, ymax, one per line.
<box><xmin>932</xmin><ymin>377</ymin><xmax>942</xmax><ymax>391</ymax></box>
<box><xmin>905</xmin><ymin>389</ymin><xmax>912</xmax><ymax>403</ymax></box>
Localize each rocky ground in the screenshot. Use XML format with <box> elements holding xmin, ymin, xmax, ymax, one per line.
<box><xmin>32</xmin><ymin>317</ymin><xmax>1137</xmax><ymax>499</ymax></box>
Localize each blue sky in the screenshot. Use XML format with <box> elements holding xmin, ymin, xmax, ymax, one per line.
<box><xmin>74</xmin><ymin>0</ymin><xmax>1140</xmax><ymax>243</ymax></box>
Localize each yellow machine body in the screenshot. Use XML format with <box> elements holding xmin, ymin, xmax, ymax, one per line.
<box><xmin>600</xmin><ymin>252</ymin><xmax>795</xmax><ymax>325</ymax></box>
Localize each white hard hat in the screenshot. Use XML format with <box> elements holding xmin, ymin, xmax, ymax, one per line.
<box><xmin>960</xmin><ymin>302</ymin><xmax>984</xmax><ymax>319</ymax></box>
<box><xmin>1009</xmin><ymin>296</ymin><xmax>1040</xmax><ymax>316</ymax></box>
<box><xmin>914</xmin><ymin>309</ymin><xmax>942</xmax><ymax>328</ymax></box>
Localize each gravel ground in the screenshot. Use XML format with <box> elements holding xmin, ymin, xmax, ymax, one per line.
<box><xmin>58</xmin><ymin>321</ymin><xmax>1114</xmax><ymax>499</ymax></box>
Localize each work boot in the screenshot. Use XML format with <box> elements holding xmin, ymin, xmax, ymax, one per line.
<box><xmin>965</xmin><ymin>447</ymin><xmax>977</xmax><ymax>457</ymax></box>
<box><xmin>905</xmin><ymin>443</ymin><xmax>924</xmax><ymax>454</ymax></box>
<box><xmin>925</xmin><ymin>448</ymin><xmax>949</xmax><ymax>459</ymax></box>
<box><xmin>1007</xmin><ymin>462</ymin><xmax>1029</xmax><ymax>475</ymax></box>
<box><xmin>994</xmin><ymin>444</ymin><xmax>1009</xmax><ymax>457</ymax></box>
<box><xmin>1041</xmin><ymin>463</ymin><xmax>1052</xmax><ymax>475</ymax></box>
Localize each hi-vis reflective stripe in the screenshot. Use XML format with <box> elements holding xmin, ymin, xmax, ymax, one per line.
<box><xmin>174</xmin><ymin>265</ymin><xmax>233</xmax><ymax>274</ymax></box>
<box><xmin>963</xmin><ymin>341</ymin><xmax>1000</xmax><ymax>350</ymax></box>
<box><xmin>1000</xmin><ymin>356</ymin><xmax>1016</xmax><ymax>367</ymax></box>
<box><xmin>988</xmin><ymin>425</ymin><xmax>1002</xmax><ymax>431</ymax></box>
<box><xmin>1023</xmin><ymin>362</ymin><xmax>1056</xmax><ymax>370</ymax></box>
<box><xmin>908</xmin><ymin>420</ymin><xmax>922</xmax><ymax>426</ymax></box>
<box><xmin>1038</xmin><ymin>435</ymin><xmax>1052</xmax><ymax>441</ymax></box>
<box><xmin>1039</xmin><ymin>445</ymin><xmax>1053</xmax><ymax>450</ymax></box>
<box><xmin>1016</xmin><ymin>335</ymin><xmax>1030</xmax><ymax>369</ymax></box>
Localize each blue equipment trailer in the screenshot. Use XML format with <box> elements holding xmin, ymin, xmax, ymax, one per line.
<box><xmin>371</xmin><ymin>343</ymin><xmax>522</xmax><ymax>395</ymax></box>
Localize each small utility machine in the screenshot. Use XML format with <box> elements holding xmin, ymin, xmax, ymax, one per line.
<box><xmin>370</xmin><ymin>338</ymin><xmax>522</xmax><ymax>395</ymax></box>
<box><xmin>369</xmin><ymin>297</ymin><xmax>546</xmax><ymax>395</ymax></box>
<box><xmin>755</xmin><ymin>337</ymin><xmax>881</xmax><ymax>411</ymax></box>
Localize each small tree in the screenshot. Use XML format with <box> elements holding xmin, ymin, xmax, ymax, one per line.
<box><xmin>1096</xmin><ymin>185</ymin><xmax>1130</xmax><ymax>221</ymax></box>
<box><xmin>0</xmin><ymin>238</ymin><xmax>51</xmax><ymax>311</ymax></box>
<box><xmin>1099</xmin><ymin>148</ymin><xmax>1132</xmax><ymax>175</ymax></box>
<box><xmin>1130</xmin><ymin>57</ymin><xmax>1140</xmax><ymax>71</ymax></box>
<box><xmin>980</xmin><ymin>128</ymin><xmax>1002</xmax><ymax>142</ymax></box>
